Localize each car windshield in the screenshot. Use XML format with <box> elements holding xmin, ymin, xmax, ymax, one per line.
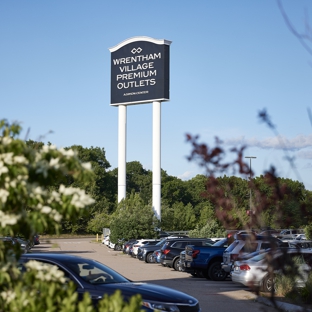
<box><xmin>64</xmin><ymin>258</ymin><xmax>130</xmax><ymax>285</ymax></box>
<box><xmin>248</xmin><ymin>252</ymin><xmax>267</xmax><ymax>262</ymax></box>
<box><xmin>156</xmin><ymin>239</ymin><xmax>166</xmax><ymax>246</ymax></box>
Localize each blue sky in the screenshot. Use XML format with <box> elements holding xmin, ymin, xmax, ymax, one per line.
<box><xmin>1</xmin><ymin>1</ymin><xmax>312</xmax><ymax>190</ymax></box>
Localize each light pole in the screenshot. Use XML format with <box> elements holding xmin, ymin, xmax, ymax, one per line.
<box><xmin>245</xmin><ymin>156</ymin><xmax>256</xmax><ymax>224</ymax></box>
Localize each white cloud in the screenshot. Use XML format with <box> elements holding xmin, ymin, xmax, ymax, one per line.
<box><xmin>224</xmin><ymin>134</ymin><xmax>312</xmax><ymax>151</ymax></box>
<box><xmin>178</xmin><ymin>171</ymin><xmax>195</xmax><ymax>180</ymax></box>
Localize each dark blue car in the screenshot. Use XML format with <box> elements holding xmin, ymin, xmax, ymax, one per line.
<box><xmin>20</xmin><ymin>253</ymin><xmax>200</xmax><ymax>312</ymax></box>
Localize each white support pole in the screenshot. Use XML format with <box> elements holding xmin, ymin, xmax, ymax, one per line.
<box><xmin>153</xmin><ymin>101</ymin><xmax>161</xmax><ymax>220</ymax></box>
<box><xmin>118</xmin><ymin>105</ymin><xmax>127</xmax><ymax>202</ymax></box>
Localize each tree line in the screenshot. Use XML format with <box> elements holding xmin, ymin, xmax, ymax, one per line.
<box><xmin>25</xmin><ymin>141</ymin><xmax>312</xmax><ymax>242</ymax></box>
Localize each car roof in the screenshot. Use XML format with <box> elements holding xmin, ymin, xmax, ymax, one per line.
<box><xmin>21</xmin><ymin>253</ymin><xmax>86</xmax><ymax>262</ymax></box>
<box><xmin>235</xmin><ymin>234</ymin><xmax>281</xmax><ymax>241</ymax></box>
<box><xmin>165</xmin><ymin>237</ymin><xmax>211</xmax><ymax>241</ymax></box>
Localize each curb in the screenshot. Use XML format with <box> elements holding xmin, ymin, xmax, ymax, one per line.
<box><xmin>256</xmin><ymin>296</ymin><xmax>312</xmax><ymax>312</ymax></box>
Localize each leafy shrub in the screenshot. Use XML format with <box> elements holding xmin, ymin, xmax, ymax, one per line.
<box><xmin>304</xmin><ymin>223</ymin><xmax>312</xmax><ymax>240</ymax></box>
<box><xmin>298</xmin><ymin>272</ymin><xmax>312</xmax><ymax>304</ymax></box>
<box><xmin>275</xmin><ymin>274</ymin><xmax>297</xmax><ymax>297</ymax></box>
<box><xmin>188</xmin><ymin>219</ymin><xmax>226</xmax><ymax>238</ymax></box>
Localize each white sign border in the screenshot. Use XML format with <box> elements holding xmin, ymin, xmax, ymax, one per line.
<box><xmin>109</xmin><ymin>36</ymin><xmax>172</xmax><ymax>53</ymax></box>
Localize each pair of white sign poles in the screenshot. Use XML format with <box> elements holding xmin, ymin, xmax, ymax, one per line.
<box><xmin>117</xmin><ymin>101</ymin><xmax>162</xmax><ymax>221</ymax></box>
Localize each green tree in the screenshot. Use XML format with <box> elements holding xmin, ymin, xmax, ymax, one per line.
<box><xmin>64</xmin><ymin>145</ymin><xmax>116</xmax><ymax>234</ymax></box>
<box><xmin>109</xmin><ymin>161</ymin><xmax>152</xmax><ymax>205</ymax></box>
<box><xmin>188</xmin><ymin>219</ymin><xmax>226</xmax><ymax>238</ymax></box>
<box><xmin>161</xmin><ymin>175</ymin><xmax>192</xmax><ymax>207</ymax></box>
<box><xmin>109</xmin><ymin>193</ymin><xmax>158</xmax><ymax>243</ymax></box>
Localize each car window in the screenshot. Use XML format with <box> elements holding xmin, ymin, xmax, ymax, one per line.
<box><xmin>241</xmin><ymin>242</ymin><xmax>258</xmax><ymax>253</ymax></box>
<box><xmin>67</xmin><ymin>259</ymin><xmax>130</xmax><ymax>284</ymax></box>
<box><xmin>172</xmin><ymin>241</ymin><xmax>187</xmax><ymax>249</ymax></box>
<box><xmin>260</xmin><ymin>242</ymin><xmax>272</xmax><ymax>250</ymax></box>
<box><xmin>191</xmin><ymin>241</ymin><xmax>212</xmax><ymax>247</ymax></box>
<box><xmin>225</xmin><ymin>241</ymin><xmax>239</xmax><ymax>252</ymax></box>
<box><xmin>249</xmin><ymin>252</ymin><xmax>267</xmax><ymax>262</ymax></box>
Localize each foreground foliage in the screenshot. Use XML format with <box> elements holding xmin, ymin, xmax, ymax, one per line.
<box><xmin>0</xmin><ymin>119</ymin><xmax>143</xmax><ymax>312</ymax></box>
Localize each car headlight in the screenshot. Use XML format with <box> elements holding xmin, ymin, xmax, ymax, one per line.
<box><xmin>142</xmin><ymin>301</ymin><xmax>179</xmax><ymax>311</ymax></box>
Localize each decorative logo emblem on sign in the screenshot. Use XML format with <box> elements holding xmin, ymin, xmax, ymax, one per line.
<box><xmin>131</xmin><ymin>47</ymin><xmax>142</xmax><ymax>54</ymax></box>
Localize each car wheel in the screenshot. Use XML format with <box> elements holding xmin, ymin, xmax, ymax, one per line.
<box><xmin>173</xmin><ymin>258</ymin><xmax>180</xmax><ymax>271</ymax></box>
<box><xmin>146</xmin><ymin>253</ymin><xmax>154</xmax><ymax>263</ymax></box>
<box><xmin>262</xmin><ymin>274</ymin><xmax>276</xmax><ymax>293</ymax></box>
<box><xmin>190</xmin><ymin>271</ymin><xmax>198</xmax><ymax>277</ymax></box>
<box><xmin>208</xmin><ymin>262</ymin><xmax>227</xmax><ymax>281</ymax></box>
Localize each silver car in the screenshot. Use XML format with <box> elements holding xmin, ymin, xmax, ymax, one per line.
<box><xmin>231</xmin><ymin>248</ymin><xmax>312</xmax><ymax>292</ymax></box>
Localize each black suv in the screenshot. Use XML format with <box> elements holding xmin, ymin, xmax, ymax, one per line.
<box><xmin>160</xmin><ymin>238</ymin><xmax>214</xmax><ymax>271</ymax></box>
<box><xmin>137</xmin><ymin>238</ymin><xmax>167</xmax><ymax>263</ymax></box>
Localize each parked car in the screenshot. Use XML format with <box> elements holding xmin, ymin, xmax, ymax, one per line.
<box><xmin>177</xmin><ymin>250</ymin><xmax>186</xmax><ymax>272</ymax></box>
<box><xmin>19</xmin><ymin>253</ymin><xmax>201</xmax><ymax>311</ymax></box>
<box><xmin>102</xmin><ymin>235</ymin><xmax>110</xmax><ymax>246</ymax></box>
<box><xmin>284</xmin><ymin>239</ymin><xmax>312</xmax><ymax>249</ymax></box>
<box><xmin>128</xmin><ymin>243</ymin><xmax>135</xmax><ymax>257</ymax></box>
<box><xmin>137</xmin><ymin>239</ymin><xmax>167</xmax><ymax>263</ymax></box>
<box><xmin>113</xmin><ymin>239</ymin><xmax>125</xmax><ymax>251</ymax></box>
<box><xmin>182</xmin><ymin>238</ymin><xmax>229</xmax><ymax>280</ymax></box>
<box><xmin>131</xmin><ymin>239</ymin><xmax>160</xmax><ymax>258</ymax></box>
<box><xmin>135</xmin><ymin>240</ymin><xmax>160</xmax><ymax>258</ymax></box>
<box><xmin>276</xmin><ymin>229</ymin><xmax>305</xmax><ymax>240</ymax></box>
<box><xmin>108</xmin><ymin>241</ymin><xmax>115</xmax><ymax>249</ymax></box>
<box><xmin>295</xmin><ymin>234</ymin><xmax>307</xmax><ymax>241</ymax></box>
<box><xmin>234</xmin><ymin>239</ymin><xmax>312</xmax><ymax>263</ymax></box>
<box><xmin>122</xmin><ymin>239</ymin><xmax>137</xmax><ymax>254</ymax></box>
<box><xmin>14</xmin><ymin>237</ymin><xmax>31</xmax><ymax>253</ymax></box>
<box><xmin>33</xmin><ymin>234</ymin><xmax>40</xmax><ymax>245</ymax></box>
<box><xmin>160</xmin><ymin>238</ymin><xmax>214</xmax><ymax>271</ymax></box>
<box><xmin>0</xmin><ymin>236</ymin><xmax>29</xmax><ymax>253</ymax></box>
<box><xmin>258</xmin><ymin>229</ymin><xmax>280</xmax><ymax>237</ymax></box>
<box><xmin>151</xmin><ymin>249</ymin><xmax>162</xmax><ymax>264</ymax></box>
<box><xmin>231</xmin><ymin>248</ymin><xmax>312</xmax><ymax>292</ymax></box>
<box><xmin>222</xmin><ymin>234</ymin><xmax>283</xmax><ymax>273</ymax></box>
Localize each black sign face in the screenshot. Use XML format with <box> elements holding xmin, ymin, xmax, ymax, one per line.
<box><xmin>110</xmin><ymin>37</ymin><xmax>170</xmax><ymax>105</ymax></box>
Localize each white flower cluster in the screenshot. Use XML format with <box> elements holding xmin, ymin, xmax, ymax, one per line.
<box><xmin>0</xmin><ymin>136</ymin><xmax>12</xmax><ymax>146</ymax></box>
<box><xmin>59</xmin><ymin>148</ymin><xmax>76</xmax><ymax>158</ymax></box>
<box><xmin>41</xmin><ymin>145</ymin><xmax>57</xmax><ymax>153</ymax></box>
<box><xmin>0</xmin><ymin>161</ymin><xmax>8</xmax><ymax>176</ymax></box>
<box><xmin>34</xmin><ymin>146</ymin><xmax>80</xmax><ymax>178</ymax></box>
<box><xmin>0</xmin><ymin>289</ymin><xmax>16</xmax><ymax>304</ymax></box>
<box><xmin>35</xmin><ymin>203</ymin><xmax>63</xmax><ymax>222</ymax></box>
<box><xmin>25</xmin><ymin>260</ymin><xmax>66</xmax><ymax>283</ymax></box>
<box><xmin>0</xmin><ymin>210</ymin><xmax>20</xmax><ymax>227</ymax></box>
<box><xmin>59</xmin><ymin>184</ymin><xmax>95</xmax><ymax>208</ymax></box>
<box><xmin>81</xmin><ymin>162</ymin><xmax>92</xmax><ymax>170</ymax></box>
<box><xmin>0</xmin><ymin>189</ymin><xmax>9</xmax><ymax>204</ymax></box>
<box><xmin>0</xmin><ymin>152</ymin><xmax>28</xmax><ymax>165</ymax></box>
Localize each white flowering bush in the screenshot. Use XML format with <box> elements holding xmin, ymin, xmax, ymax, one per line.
<box><xmin>0</xmin><ymin>120</ymin><xmax>142</xmax><ymax>312</ymax></box>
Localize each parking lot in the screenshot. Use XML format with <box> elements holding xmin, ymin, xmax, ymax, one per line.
<box><xmin>32</xmin><ymin>237</ymin><xmax>278</xmax><ymax>312</ymax></box>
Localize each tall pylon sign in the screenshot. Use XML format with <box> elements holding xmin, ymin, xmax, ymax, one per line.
<box><xmin>109</xmin><ymin>37</ymin><xmax>171</xmax><ymax>221</ymax></box>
